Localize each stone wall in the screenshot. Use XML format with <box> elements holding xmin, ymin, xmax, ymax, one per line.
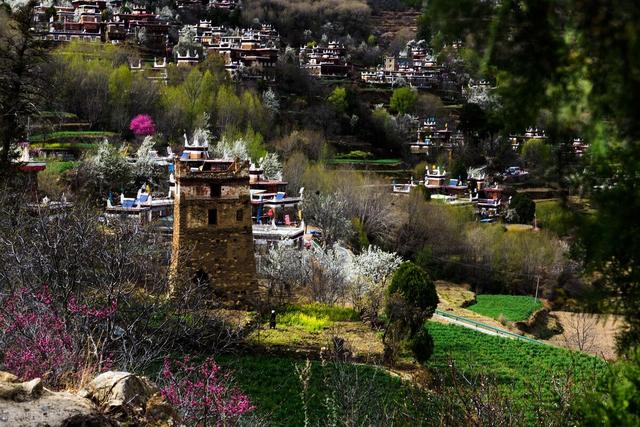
<box><xmin>170</xmin><ymin>160</ymin><xmax>258</xmax><ymax>306</ymax></box>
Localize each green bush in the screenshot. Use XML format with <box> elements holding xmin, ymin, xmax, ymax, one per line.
<box><xmin>410</xmin><ymin>328</ymin><xmax>434</xmax><ymax>363</ymax></box>
<box><xmin>509</xmin><ymin>193</ymin><xmax>536</xmax><ymax>224</ymax></box>
<box><xmin>581</xmin><ymin>348</ymin><xmax>640</xmax><ymax>426</ymax></box>
<box><xmin>389</xmin><ymin>262</ymin><xmax>439</xmax><ymax>313</ymax></box>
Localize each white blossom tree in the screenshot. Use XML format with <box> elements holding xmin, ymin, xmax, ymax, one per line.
<box><xmin>134</xmin><ymin>135</ymin><xmax>156</xmax><ymax>181</ymax></box>
<box><xmin>259</xmin><ymin>152</ymin><xmax>282</xmax><ymax>181</ymax></box>
<box><xmin>349</xmin><ymin>246</ymin><xmax>402</xmax><ymax>321</ymax></box>
<box><xmin>258</xmin><ymin>245</ymin><xmax>311</xmax><ymax>303</ymax></box>
<box><xmin>263</xmin><ymin>88</ymin><xmax>280</xmax><ymax>114</ymax></box>
<box><xmin>210</xmin><ymin>137</ymin><xmax>250</xmax><ymax>161</ymax></box>
<box><xmin>302</xmin><ymin>192</ymin><xmax>353</xmax><ymax>248</ymax></box>
<box><xmin>191</xmin><ymin>127</ymin><xmax>211</xmax><ymax>147</ymax></box>
<box><xmin>309</xmin><ymin>244</ymin><xmax>352</xmax><ymax>305</ymax></box>
<box><xmin>86</xmin><ymin>139</ymin><xmax>132</xmax><ymax>194</ymax></box>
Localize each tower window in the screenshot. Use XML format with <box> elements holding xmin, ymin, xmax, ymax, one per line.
<box><xmin>236</xmin><ymin>209</ymin><xmax>243</xmax><ymax>221</ymax></box>
<box><xmin>210</xmin><ymin>184</ymin><xmax>221</xmax><ymax>198</ymax></box>
<box><xmin>208</xmin><ymin>208</ymin><xmax>217</xmax><ymax>225</ymax></box>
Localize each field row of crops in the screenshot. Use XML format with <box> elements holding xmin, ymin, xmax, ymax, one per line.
<box><xmin>427</xmin><ymin>321</ymin><xmax>606</xmax><ymax>399</ymax></box>
<box><xmin>467</xmin><ymin>294</ymin><xmax>543</xmax><ymax>322</ymax></box>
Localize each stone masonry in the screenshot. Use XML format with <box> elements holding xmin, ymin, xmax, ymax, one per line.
<box><xmin>170</xmin><ymin>155</ymin><xmax>258</xmax><ymax>304</ymax></box>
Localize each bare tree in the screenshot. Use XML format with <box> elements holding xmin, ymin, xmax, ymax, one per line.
<box><xmin>0</xmin><ymin>1</ymin><xmax>48</xmax><ymax>169</ymax></box>
<box><xmin>562</xmin><ymin>312</ymin><xmax>597</xmax><ymax>353</ymax></box>
<box><xmin>0</xmin><ymin>188</ymin><xmax>254</xmax><ymax>377</ymax></box>
<box><xmin>302</xmin><ymin>192</ymin><xmax>353</xmax><ymax>248</ymax></box>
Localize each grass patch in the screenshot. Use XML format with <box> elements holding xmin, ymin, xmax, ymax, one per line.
<box><xmin>218</xmin><ymin>355</ymin><xmax>415</xmax><ymax>427</ymax></box>
<box><xmin>285</xmin><ymin>303</ymin><xmax>359</xmax><ymax>322</ymax></box>
<box><xmin>32</xmin><ymin>142</ymin><xmax>98</xmax><ymax>150</ymax></box>
<box><xmin>277</xmin><ymin>304</ymin><xmax>359</xmax><ymax>333</ymax></box>
<box><xmin>42</xmin><ymin>160</ymin><xmax>79</xmax><ymax>175</ymax></box>
<box><xmin>467</xmin><ymin>294</ymin><xmax>543</xmax><ymax>322</ymax></box>
<box><xmin>535</xmin><ymin>200</ymin><xmax>575</xmax><ymax>236</ymax></box>
<box><xmin>329</xmin><ymin>158</ymin><xmax>402</xmax><ymax>166</ymax></box>
<box><xmin>30</xmin><ymin>131</ymin><xmax>116</xmax><ymax>142</ymax></box>
<box><xmin>428</xmin><ymin>321</ymin><xmax>607</xmax><ymax>400</ymax></box>
<box><xmin>278</xmin><ymin>312</ymin><xmax>330</xmax><ymax>332</ymax></box>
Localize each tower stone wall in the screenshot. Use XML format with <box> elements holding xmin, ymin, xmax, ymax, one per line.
<box><xmin>169</xmin><ymin>157</ymin><xmax>257</xmax><ymax>304</ymax></box>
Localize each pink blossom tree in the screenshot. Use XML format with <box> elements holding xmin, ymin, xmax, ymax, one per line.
<box><xmin>0</xmin><ymin>285</ymin><xmax>116</xmax><ymax>388</ymax></box>
<box><xmin>159</xmin><ymin>357</ymin><xmax>254</xmax><ymax>426</ymax></box>
<box><xmin>129</xmin><ymin>114</ymin><xmax>156</xmax><ymax>137</ymax></box>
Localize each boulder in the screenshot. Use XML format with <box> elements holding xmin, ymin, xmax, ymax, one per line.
<box><xmin>0</xmin><ymin>374</ymin><xmax>110</xmax><ymax>426</ymax></box>
<box><xmin>80</xmin><ymin>371</ymin><xmax>157</xmax><ymax>410</ymax></box>
<box><xmin>0</xmin><ymin>371</ymin><xmax>178</xmax><ymax>427</ymax></box>
<box><xmin>0</xmin><ymin>372</ymin><xmax>18</xmax><ymax>383</ymax></box>
<box><xmin>0</xmin><ymin>377</ymin><xmax>43</xmax><ymax>402</ymax></box>
<box><xmin>79</xmin><ymin>371</ymin><xmax>178</xmax><ymax>426</ymax></box>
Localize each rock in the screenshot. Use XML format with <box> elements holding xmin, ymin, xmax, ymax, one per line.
<box><xmin>0</xmin><ymin>378</ymin><xmax>43</xmax><ymax>402</ymax></box>
<box><xmin>80</xmin><ymin>371</ymin><xmax>178</xmax><ymax>425</ymax></box>
<box><xmin>145</xmin><ymin>392</ymin><xmax>178</xmax><ymax>426</ymax></box>
<box><xmin>0</xmin><ymin>372</ymin><xmax>18</xmax><ymax>383</ymax></box>
<box><xmin>0</xmin><ymin>388</ymin><xmax>109</xmax><ymax>427</ymax></box>
<box><xmin>80</xmin><ymin>371</ymin><xmax>157</xmax><ymax>415</ymax></box>
<box><xmin>0</xmin><ymin>371</ymin><xmax>178</xmax><ymax>427</ymax></box>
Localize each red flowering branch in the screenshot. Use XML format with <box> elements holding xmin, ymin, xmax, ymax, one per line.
<box><xmin>0</xmin><ymin>285</ymin><xmax>117</xmax><ymax>388</ymax></box>
<box><xmin>159</xmin><ymin>357</ymin><xmax>254</xmax><ymax>426</ymax></box>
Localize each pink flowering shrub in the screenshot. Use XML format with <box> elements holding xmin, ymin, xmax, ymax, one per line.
<box><xmin>129</xmin><ymin>114</ymin><xmax>156</xmax><ymax>136</ymax></box>
<box><xmin>159</xmin><ymin>357</ymin><xmax>254</xmax><ymax>426</ymax></box>
<box><xmin>0</xmin><ymin>285</ymin><xmax>116</xmax><ymax>388</ymax></box>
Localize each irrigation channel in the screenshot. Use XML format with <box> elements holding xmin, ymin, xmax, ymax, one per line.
<box><xmin>434</xmin><ymin>309</ymin><xmax>548</xmax><ymax>345</ymax></box>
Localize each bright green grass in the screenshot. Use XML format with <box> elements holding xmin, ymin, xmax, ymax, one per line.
<box><xmin>428</xmin><ymin>321</ymin><xmax>606</xmax><ymax>400</ymax></box>
<box><xmin>218</xmin><ymin>355</ymin><xmax>417</xmax><ymax>427</ymax></box>
<box><xmin>329</xmin><ymin>158</ymin><xmax>402</xmax><ymax>166</ymax></box>
<box><xmin>29</xmin><ymin>131</ymin><xmax>116</xmax><ymax>142</ymax></box>
<box><xmin>285</xmin><ymin>303</ymin><xmax>359</xmax><ymax>322</ymax></box>
<box><xmin>43</xmin><ymin>160</ymin><xmax>79</xmax><ymax>175</ymax></box>
<box><xmin>535</xmin><ymin>199</ymin><xmax>575</xmax><ymax>236</ymax></box>
<box><xmin>278</xmin><ymin>312</ymin><xmax>330</xmax><ymax>332</ymax></box>
<box><xmin>278</xmin><ymin>303</ymin><xmax>359</xmax><ymax>332</ymax></box>
<box><xmin>468</xmin><ymin>294</ymin><xmax>543</xmax><ymax>322</ymax></box>
<box><xmin>32</xmin><ymin>142</ymin><xmax>97</xmax><ymax>150</ymax></box>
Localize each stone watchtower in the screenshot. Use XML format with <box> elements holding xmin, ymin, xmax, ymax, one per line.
<box><xmin>169</xmin><ymin>142</ymin><xmax>257</xmax><ymax>304</ymax></box>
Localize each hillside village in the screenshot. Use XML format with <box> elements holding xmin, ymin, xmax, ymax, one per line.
<box><xmin>1</xmin><ymin>0</ymin><xmax>639</xmax><ymax>425</ymax></box>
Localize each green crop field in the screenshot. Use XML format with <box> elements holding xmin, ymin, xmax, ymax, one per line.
<box><xmin>218</xmin><ymin>355</ymin><xmax>416</xmax><ymax>427</ymax></box>
<box><xmin>468</xmin><ymin>294</ymin><xmax>543</xmax><ymax>322</ymax></box>
<box><xmin>220</xmin><ymin>323</ymin><xmax>606</xmax><ymax>425</ymax></box>
<box><xmin>329</xmin><ymin>158</ymin><xmax>402</xmax><ymax>166</ymax></box>
<box><xmin>29</xmin><ymin>131</ymin><xmax>116</xmax><ymax>142</ymax></box>
<box><xmin>427</xmin><ymin>321</ymin><xmax>606</xmax><ymax>400</ymax></box>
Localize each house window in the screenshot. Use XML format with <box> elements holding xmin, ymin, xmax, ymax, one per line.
<box><xmin>236</xmin><ymin>209</ymin><xmax>243</xmax><ymax>221</ymax></box>
<box><xmin>208</xmin><ymin>209</ymin><xmax>217</xmax><ymax>225</ymax></box>
<box><xmin>210</xmin><ymin>184</ymin><xmax>221</xmax><ymax>198</ymax></box>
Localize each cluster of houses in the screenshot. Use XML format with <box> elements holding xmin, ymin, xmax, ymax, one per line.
<box><xmin>299</xmin><ymin>41</ymin><xmax>350</xmax><ymax>79</ymax></box>
<box><xmin>407</xmin><ymin>117</ymin><xmax>464</xmax><ymax>156</ymax></box>
<box><xmin>194</xmin><ymin>22</ymin><xmax>280</xmax><ymax>79</ymax></box>
<box><xmin>103</xmin><ymin>138</ymin><xmax>306</xmax><ymax>250</ymax></box>
<box><xmin>393</xmin><ymin>164</ymin><xmax>509</xmax><ymax>221</ymax></box>
<box><xmin>30</xmin><ymin>2</ymin><xmax>466</xmax><ymax>90</ymax></box>
<box><xmin>125</xmin><ymin>22</ymin><xmax>281</xmax><ymax>81</ymax></box>
<box><xmin>177</xmin><ymin>0</ymin><xmax>241</xmax><ymax>11</ymax></box>
<box><xmin>361</xmin><ymin>40</ymin><xmax>458</xmax><ymax>91</ymax></box>
<box><xmin>32</xmin><ymin>1</ymin><xmax>173</xmax><ymax>51</ymax></box>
